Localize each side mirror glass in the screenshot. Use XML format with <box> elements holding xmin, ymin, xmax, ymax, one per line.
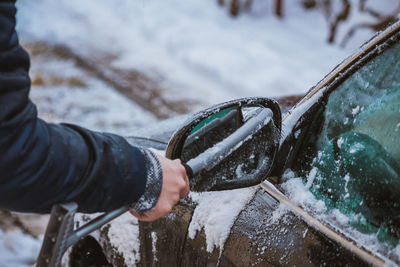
<box><xmin>166</xmin><ymin>97</ymin><xmax>282</xmax><ymax>192</ymax></box>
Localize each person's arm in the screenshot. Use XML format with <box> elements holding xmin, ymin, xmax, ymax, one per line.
<box><xmin>0</xmin><ymin>0</ymin><xmax>189</xmax><ymax>216</ymax></box>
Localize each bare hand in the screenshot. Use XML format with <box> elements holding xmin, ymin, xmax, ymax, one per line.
<box><xmin>130</xmin><ymin>155</ymin><xmax>190</xmax><ymax>222</ymax></box>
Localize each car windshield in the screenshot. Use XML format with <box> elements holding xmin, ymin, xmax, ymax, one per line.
<box><xmin>282</xmin><ymin>41</ymin><xmax>400</xmax><ymax>259</ymax></box>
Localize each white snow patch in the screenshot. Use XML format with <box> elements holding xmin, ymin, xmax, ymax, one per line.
<box><xmin>16</xmin><ymin>0</ymin><xmax>358</xmax><ymax>109</ymax></box>
<box><xmin>73</xmin><ymin>212</ymin><xmax>141</xmax><ymax>266</ymax></box>
<box><xmin>331</xmin><ymin>209</ymin><xmax>349</xmax><ymax>225</ymax></box>
<box><xmin>0</xmin><ymin>229</ymin><xmax>41</xmax><ymax>267</ymax></box>
<box><xmin>343</xmin><ymin>173</ymin><xmax>350</xmax><ymax>198</ymax></box>
<box><xmin>29</xmin><ymin>59</ymin><xmax>156</xmax><ymax>136</ymax></box>
<box><xmin>282</xmin><ymin>174</ymin><xmax>400</xmax><ymax>263</ymax></box>
<box><xmin>281</xmin><ymin>89</ymin><xmax>324</xmax><ymax>145</ymax></box>
<box><xmin>337</xmin><ymin>137</ymin><xmax>344</xmax><ymax>149</ymax></box>
<box><xmin>396</xmin><ymin>122</ymin><xmax>400</xmax><ymax>132</ymax></box>
<box><xmin>349</xmin><ymin>142</ymin><xmax>365</xmax><ymax>154</ymax></box>
<box><xmin>281</xmin><ymin>177</ymin><xmax>327</xmax><ymax>214</ymax></box>
<box><xmin>302</xmin><ymin>228</ymin><xmax>309</xmax><ymax>238</ymax></box>
<box><xmin>394</xmin><ymin>244</ymin><xmax>400</xmax><ymax>262</ymax></box>
<box><xmin>305</xmin><ymin>167</ymin><xmax>318</xmax><ymax>189</ymax></box>
<box><xmin>294</xmin><ymin>129</ymin><xmax>301</xmax><ymax>139</ymax></box>
<box><xmin>188</xmin><ymin>186</ymin><xmax>257</xmax><ymax>253</ymax></box>
<box><xmin>105</xmin><ymin>213</ymin><xmax>140</xmax><ymax>266</ymax></box>
<box><xmin>280</xmin><ymin>169</ymin><xmax>296</xmax><ymax>183</ymax></box>
<box><xmin>151</xmin><ymin>232</ymin><xmax>158</xmax><ymax>262</ymax></box>
<box><xmin>352</xmin><ymin>105</ymin><xmax>360</xmax><ymax>115</ymax></box>
<box><xmin>269</xmin><ymin>203</ymin><xmax>289</xmax><ymax>225</ymax></box>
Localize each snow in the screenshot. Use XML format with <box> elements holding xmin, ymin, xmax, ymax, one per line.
<box><xmin>305</xmin><ymin>167</ymin><xmax>318</xmax><ymax>189</ymax></box>
<box><xmin>281</xmin><ymin>171</ymin><xmax>400</xmax><ymax>264</ymax></box>
<box><xmin>151</xmin><ymin>232</ymin><xmax>158</xmax><ymax>262</ymax></box>
<box><xmin>349</xmin><ymin>142</ymin><xmax>366</xmax><ymax>154</ymax></box>
<box><xmin>3</xmin><ymin>0</ymin><xmax>392</xmax><ymax>265</ymax></box>
<box><xmin>186</xmin><ymin>108</ymin><xmax>272</xmax><ymax>173</ymax></box>
<box><xmin>269</xmin><ymin>203</ymin><xmax>289</xmax><ymax>225</ymax></box>
<box><xmin>188</xmin><ymin>186</ymin><xmax>258</xmax><ymax>253</ymax></box>
<box><xmin>104</xmin><ymin>213</ymin><xmax>141</xmax><ymax>266</ymax></box>
<box><xmin>281</xmin><ymin>89</ymin><xmax>325</xmax><ymax>145</ymax></box>
<box><xmin>15</xmin><ymin>0</ymin><xmax>359</xmax><ymax>111</ymax></box>
<box><xmin>29</xmin><ymin>55</ymin><xmax>157</xmax><ymax>135</ymax></box>
<box><xmin>72</xmin><ymin>212</ymin><xmax>141</xmax><ymax>266</ymax></box>
<box><xmin>352</xmin><ymin>105</ymin><xmax>361</xmax><ymax>115</ymax></box>
<box><xmin>0</xmin><ymin>229</ymin><xmax>41</xmax><ymax>267</ymax></box>
<box><xmin>337</xmin><ymin>137</ymin><xmax>344</xmax><ymax>149</ymax></box>
<box><xmin>343</xmin><ymin>173</ymin><xmax>350</xmax><ymax>199</ymax></box>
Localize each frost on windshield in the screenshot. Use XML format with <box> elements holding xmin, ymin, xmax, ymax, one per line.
<box><xmin>291</xmin><ymin>42</ymin><xmax>400</xmax><ymax>250</ymax></box>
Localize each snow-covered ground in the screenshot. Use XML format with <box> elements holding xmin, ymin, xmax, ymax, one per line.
<box><xmin>2</xmin><ymin>0</ymin><xmax>395</xmax><ymax>265</ymax></box>
<box><xmin>16</xmin><ymin>0</ymin><xmax>363</xmax><ymax>111</ymax></box>
<box><xmin>0</xmin><ymin>229</ymin><xmax>41</xmax><ymax>267</ymax></box>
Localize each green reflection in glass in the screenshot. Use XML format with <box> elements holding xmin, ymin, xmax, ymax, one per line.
<box><xmin>297</xmin><ymin>42</ymin><xmax>400</xmax><ymax>246</ymax></box>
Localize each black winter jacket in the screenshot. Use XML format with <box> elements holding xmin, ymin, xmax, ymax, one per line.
<box><xmin>0</xmin><ymin>0</ymin><xmax>162</xmax><ymax>213</ymax></box>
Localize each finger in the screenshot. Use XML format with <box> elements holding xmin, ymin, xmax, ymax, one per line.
<box><xmin>181</xmin><ymin>187</ymin><xmax>190</xmax><ymax>198</ymax></box>
<box><xmin>179</xmin><ymin>179</ymin><xmax>190</xmax><ymax>199</ymax></box>
<box><xmin>130</xmin><ymin>210</ymin><xmax>153</xmax><ymax>222</ymax></box>
<box><xmin>183</xmin><ymin>173</ymin><xmax>190</xmax><ymax>197</ymax></box>
<box><xmin>181</xmin><ymin>178</ymin><xmax>190</xmax><ymax>198</ymax></box>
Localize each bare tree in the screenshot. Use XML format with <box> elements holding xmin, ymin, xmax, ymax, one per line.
<box><xmin>275</xmin><ymin>0</ymin><xmax>284</xmax><ymax>18</ymax></box>
<box><xmin>230</xmin><ymin>0</ymin><xmax>240</xmax><ymax>17</ymax></box>
<box><xmin>320</xmin><ymin>0</ymin><xmax>351</xmax><ymax>43</ymax></box>
<box><xmin>217</xmin><ymin>0</ymin><xmax>283</xmax><ymax>18</ymax></box>
<box><xmin>340</xmin><ymin>0</ymin><xmax>400</xmax><ymax>46</ymax></box>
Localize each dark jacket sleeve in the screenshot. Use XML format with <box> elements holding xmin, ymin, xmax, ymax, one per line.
<box><xmin>0</xmin><ymin>0</ymin><xmax>162</xmax><ymax>213</ymax></box>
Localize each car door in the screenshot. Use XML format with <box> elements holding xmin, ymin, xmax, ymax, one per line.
<box><xmin>278</xmin><ymin>24</ymin><xmax>400</xmax><ymax>264</ymax></box>
<box><xmin>137</xmin><ymin>21</ymin><xmax>400</xmax><ymax>267</ymax></box>
<box><xmin>233</xmin><ymin>20</ymin><xmax>400</xmax><ymax>266</ymax></box>
<box><xmin>91</xmin><ymin>21</ymin><xmax>400</xmax><ymax>267</ymax></box>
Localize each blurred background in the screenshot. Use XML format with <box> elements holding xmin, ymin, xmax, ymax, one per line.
<box><xmin>15</xmin><ymin>0</ymin><xmax>400</xmax><ymax>135</ymax></box>
<box><xmin>1</xmin><ymin>0</ymin><xmax>399</xmax><ymax>265</ymax></box>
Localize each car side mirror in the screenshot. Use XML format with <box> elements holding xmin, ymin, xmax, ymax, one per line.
<box><xmin>36</xmin><ymin>97</ymin><xmax>282</xmax><ymax>267</ymax></box>
<box><xmin>166</xmin><ymin>97</ymin><xmax>282</xmax><ymax>192</ymax></box>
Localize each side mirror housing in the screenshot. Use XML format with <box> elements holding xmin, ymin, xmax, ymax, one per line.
<box><xmin>166</xmin><ymin>97</ymin><xmax>282</xmax><ymax>192</ymax></box>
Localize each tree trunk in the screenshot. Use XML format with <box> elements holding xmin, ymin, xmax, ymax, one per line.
<box><xmin>275</xmin><ymin>0</ymin><xmax>284</xmax><ymax>18</ymax></box>
<box><xmin>230</xmin><ymin>0</ymin><xmax>240</xmax><ymax>17</ymax></box>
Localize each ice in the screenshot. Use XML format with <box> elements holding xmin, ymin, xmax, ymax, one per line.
<box><xmin>352</xmin><ymin>105</ymin><xmax>360</xmax><ymax>115</ymax></box>
<box><xmin>343</xmin><ymin>174</ymin><xmax>350</xmax><ymax>198</ymax></box>
<box><xmin>294</xmin><ymin>129</ymin><xmax>301</xmax><ymax>139</ymax></box>
<box><xmin>305</xmin><ymin>167</ymin><xmax>317</xmax><ymax>189</ymax></box>
<box><xmin>269</xmin><ymin>203</ymin><xmax>289</xmax><ymax>225</ymax></box>
<box><xmin>337</xmin><ymin>137</ymin><xmax>344</xmax><ymax>149</ymax></box>
<box><xmin>151</xmin><ymin>232</ymin><xmax>158</xmax><ymax>262</ymax></box>
<box><xmin>281</xmin><ymin>89</ymin><xmax>324</xmax><ymax>145</ymax></box>
<box><xmin>349</xmin><ymin>142</ymin><xmax>365</xmax><ymax>154</ymax></box>
<box><xmin>282</xmin><ymin>170</ymin><xmax>400</xmax><ymax>264</ymax></box>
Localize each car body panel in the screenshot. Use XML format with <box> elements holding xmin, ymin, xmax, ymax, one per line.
<box><xmin>70</xmin><ymin>20</ymin><xmax>400</xmax><ymax>267</ymax></box>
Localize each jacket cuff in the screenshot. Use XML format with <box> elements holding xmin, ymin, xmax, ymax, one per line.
<box><xmin>130</xmin><ymin>148</ymin><xmax>163</xmax><ymax>213</ymax></box>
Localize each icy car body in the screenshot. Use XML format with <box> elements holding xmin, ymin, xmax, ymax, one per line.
<box><xmin>69</xmin><ymin>20</ymin><xmax>400</xmax><ymax>266</ymax></box>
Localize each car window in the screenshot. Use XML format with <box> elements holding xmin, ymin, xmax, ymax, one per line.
<box><xmin>290</xmin><ymin>42</ymin><xmax>400</xmax><ymax>247</ymax></box>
